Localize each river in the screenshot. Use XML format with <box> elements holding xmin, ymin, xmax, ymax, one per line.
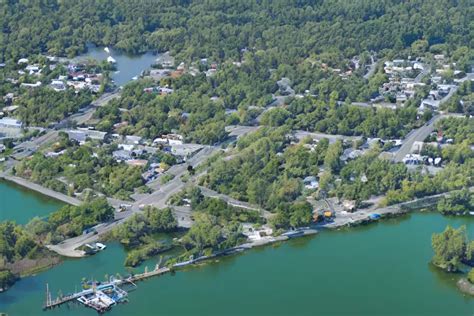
<box><xmin>73</xmin><ymin>46</ymin><xmax>158</xmax><ymax>87</ymax></box>
<box><xmin>0</xmin><ymin>180</ymin><xmax>63</xmax><ymax>224</ymax></box>
<box><xmin>0</xmin><ymin>185</ymin><xmax>473</xmax><ymax>316</ymax></box>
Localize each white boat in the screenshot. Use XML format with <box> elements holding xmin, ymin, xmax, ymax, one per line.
<box><xmin>132</xmin><ymin>76</ymin><xmax>138</xmax><ymax>80</ymax></box>
<box><xmin>95</xmin><ymin>242</ymin><xmax>107</xmax><ymax>250</ymax></box>
<box><xmin>104</xmin><ymin>47</ymin><xmax>110</xmax><ymax>53</ymax></box>
<box><xmin>107</xmin><ymin>56</ymin><xmax>116</xmax><ymax>63</ymax></box>
<box><xmin>469</xmin><ymin>211</ymin><xmax>474</xmax><ymax>216</ymax></box>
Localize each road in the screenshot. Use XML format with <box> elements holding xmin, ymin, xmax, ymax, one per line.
<box><xmin>414</xmin><ymin>65</ymin><xmax>431</xmax><ymax>83</ymax></box>
<box><xmin>11</xmin><ymin>91</ymin><xmax>121</xmax><ymax>160</ymax></box>
<box><xmin>225</xmin><ymin>125</ymin><xmax>260</xmax><ymax>139</ymax></box>
<box><xmin>392</xmin><ymin>112</ymin><xmax>466</xmax><ymax>162</ymax></box>
<box><xmin>48</xmin><ymin>146</ymin><xmax>220</xmax><ymax>257</ymax></box>
<box><xmin>363</xmin><ymin>55</ymin><xmax>377</xmax><ymax>79</ymax></box>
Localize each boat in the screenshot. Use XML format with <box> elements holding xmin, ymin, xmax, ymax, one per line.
<box><xmin>369</xmin><ymin>213</ymin><xmax>381</xmax><ymax>220</ymax></box>
<box><xmin>131</xmin><ymin>76</ymin><xmax>138</xmax><ymax>80</ymax></box>
<box><xmin>95</xmin><ymin>242</ymin><xmax>107</xmax><ymax>251</ymax></box>
<box><xmin>107</xmin><ymin>56</ymin><xmax>116</xmax><ymax>63</ymax></box>
<box><xmin>104</xmin><ymin>47</ymin><xmax>110</xmax><ymax>53</ymax></box>
<box><xmin>469</xmin><ymin>211</ymin><xmax>474</xmax><ymax>216</ymax></box>
<box><xmin>84</xmin><ymin>242</ymin><xmax>107</xmax><ymax>254</ymax></box>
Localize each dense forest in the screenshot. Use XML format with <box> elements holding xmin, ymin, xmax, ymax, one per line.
<box><xmin>1</xmin><ymin>0</ymin><xmax>472</xmax><ymax>64</ymax></box>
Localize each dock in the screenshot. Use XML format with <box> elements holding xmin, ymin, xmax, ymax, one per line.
<box><xmin>43</xmin><ymin>265</ymin><xmax>170</xmax><ymax>313</ymax></box>
<box><xmin>43</xmin><ymin>228</ymin><xmax>318</xmax><ymax>313</ymax></box>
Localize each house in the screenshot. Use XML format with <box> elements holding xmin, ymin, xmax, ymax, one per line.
<box><xmin>66</xmin><ymin>129</ymin><xmax>106</xmax><ymax>144</ymax></box>
<box><xmin>113</xmin><ymin>150</ymin><xmax>132</xmax><ymax>161</ymax></box>
<box><xmin>0</xmin><ymin>117</ymin><xmax>23</xmax><ymax>128</ymax></box>
<box><xmin>125</xmin><ymin>135</ymin><xmax>142</xmax><ymax>145</ymax></box>
<box><xmin>126</xmin><ymin>159</ymin><xmax>148</xmax><ymax>167</ymax></box>
<box><xmin>25</xmin><ymin>64</ymin><xmax>40</xmax><ymax>74</ymax></box>
<box><xmin>241</xmin><ymin>223</ymin><xmax>273</xmax><ymax>241</ymax></box>
<box><xmin>341</xmin><ymin>148</ymin><xmax>363</xmax><ymax>161</ymax></box>
<box><xmin>303</xmin><ymin>176</ymin><xmax>319</xmax><ymax>190</ymax></box>
<box><xmin>21</xmin><ymin>81</ymin><xmax>42</xmax><ymax>88</ymax></box>
<box><xmin>420</xmin><ymin>99</ymin><xmax>439</xmax><ymax>110</ymax></box>
<box><xmin>153</xmin><ymin>137</ymin><xmax>168</xmax><ymax>145</ymax></box>
<box><xmin>343</xmin><ymin>200</ymin><xmax>356</xmax><ymax>212</ymax></box>
<box><xmin>2</xmin><ymin>105</ymin><xmax>18</xmax><ymax>113</ymax></box>
<box><xmin>402</xmin><ymin>154</ymin><xmax>426</xmax><ymax>165</ymax></box>
<box><xmin>51</xmin><ymin>80</ymin><xmax>66</xmax><ymax>91</ymax></box>
<box><xmin>17</xmin><ymin>58</ymin><xmax>29</xmax><ymax>65</ymax></box>
<box><xmin>118</xmin><ymin>144</ymin><xmax>134</xmax><ymax>151</ymax></box>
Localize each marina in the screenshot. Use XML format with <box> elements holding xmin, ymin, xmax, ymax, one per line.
<box><xmin>43</xmin><ymin>265</ymin><xmax>170</xmax><ymax>313</ymax></box>
<box><xmin>1</xmin><ymin>213</ymin><xmax>473</xmax><ymax>315</ymax></box>
<box><xmin>42</xmin><ymin>229</ymin><xmax>319</xmax><ymax>313</ymax></box>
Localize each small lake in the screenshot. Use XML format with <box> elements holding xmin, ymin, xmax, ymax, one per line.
<box><xmin>73</xmin><ymin>46</ymin><xmax>158</xmax><ymax>87</ymax></box>
<box><xmin>0</xmin><ymin>180</ymin><xmax>64</xmax><ymax>224</ymax></box>
<box><xmin>1</xmin><ymin>212</ymin><xmax>473</xmax><ymax>315</ymax></box>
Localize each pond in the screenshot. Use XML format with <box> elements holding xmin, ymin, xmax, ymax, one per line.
<box><xmin>73</xmin><ymin>46</ymin><xmax>158</xmax><ymax>86</ymax></box>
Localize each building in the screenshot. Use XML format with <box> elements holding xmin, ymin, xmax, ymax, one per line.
<box><xmin>303</xmin><ymin>176</ymin><xmax>319</xmax><ymax>190</ymax></box>
<box><xmin>0</xmin><ymin>117</ymin><xmax>23</xmax><ymax>128</ymax></box>
<box><xmin>66</xmin><ymin>129</ymin><xmax>106</xmax><ymax>144</ymax></box>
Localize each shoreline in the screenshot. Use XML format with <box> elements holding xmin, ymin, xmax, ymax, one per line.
<box><xmin>0</xmin><ymin>175</ymin><xmax>81</xmax><ymax>206</ymax></box>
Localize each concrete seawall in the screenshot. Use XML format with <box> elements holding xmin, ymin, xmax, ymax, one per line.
<box><xmin>1</xmin><ymin>175</ymin><xmax>81</xmax><ymax>206</ymax></box>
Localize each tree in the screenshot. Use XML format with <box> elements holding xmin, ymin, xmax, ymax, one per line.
<box><xmin>324</xmin><ymin>140</ymin><xmax>343</xmax><ymax>173</ymax></box>
<box><xmin>431</xmin><ymin>225</ymin><xmax>470</xmax><ymax>272</ymax></box>
<box><xmin>468</xmin><ymin>268</ymin><xmax>474</xmax><ymax>284</ymax></box>
<box><xmin>289</xmin><ymin>202</ymin><xmax>313</xmax><ymax>228</ymax></box>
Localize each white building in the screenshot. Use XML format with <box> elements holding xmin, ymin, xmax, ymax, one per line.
<box><xmin>0</xmin><ymin>117</ymin><xmax>23</xmax><ymax>128</ymax></box>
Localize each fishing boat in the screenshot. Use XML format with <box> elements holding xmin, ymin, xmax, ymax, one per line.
<box><xmin>107</xmin><ymin>56</ymin><xmax>116</xmax><ymax>63</ymax></box>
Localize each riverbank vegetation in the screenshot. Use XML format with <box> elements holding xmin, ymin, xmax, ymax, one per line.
<box><xmin>0</xmin><ymin>269</ymin><xmax>17</xmax><ymax>291</ymax></box>
<box><xmin>383</xmin><ymin>159</ymin><xmax>474</xmax><ymax>205</ymax></box>
<box><xmin>26</xmin><ymin>197</ymin><xmax>114</xmax><ymax>244</ymax></box>
<box><xmin>0</xmin><ymin>221</ymin><xmax>57</xmax><ymax>291</ymax></box>
<box><xmin>431</xmin><ymin>225</ymin><xmax>474</xmax><ymax>272</ymax></box>
<box><xmin>436</xmin><ymin>189</ymin><xmax>474</xmax><ymax>216</ymax></box>
<box><xmin>111</xmin><ymin>206</ymin><xmax>177</xmax><ymax>267</ymax></box>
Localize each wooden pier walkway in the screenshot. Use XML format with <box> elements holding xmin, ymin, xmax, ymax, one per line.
<box><xmin>43</xmin><ymin>266</ymin><xmax>171</xmax><ymax>311</ymax></box>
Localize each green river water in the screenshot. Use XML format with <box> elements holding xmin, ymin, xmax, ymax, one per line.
<box><xmin>0</xmin><ymin>180</ymin><xmax>63</xmax><ymax>224</ymax></box>
<box><xmin>1</xmin><ymin>183</ymin><xmax>474</xmax><ymax>315</ymax></box>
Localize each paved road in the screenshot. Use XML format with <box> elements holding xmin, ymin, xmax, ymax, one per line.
<box><xmin>91</xmin><ymin>92</ymin><xmax>121</xmax><ymax>107</ymax></box>
<box><xmin>392</xmin><ymin>112</ymin><xmax>466</xmax><ymax>162</ymax></box>
<box><xmin>47</xmin><ymin>146</ymin><xmax>220</xmax><ymax>257</ymax></box>
<box><xmin>414</xmin><ymin>65</ymin><xmax>431</xmax><ymax>83</ymax></box>
<box><xmin>225</xmin><ymin>125</ymin><xmax>260</xmax><ymax>138</ymax></box>
<box><xmin>363</xmin><ymin>55</ymin><xmax>377</xmax><ymax>79</ymax></box>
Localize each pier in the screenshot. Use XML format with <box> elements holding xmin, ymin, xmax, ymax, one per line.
<box><xmin>43</xmin><ymin>265</ymin><xmax>170</xmax><ymax>313</ymax></box>
<box><xmin>43</xmin><ymin>229</ymin><xmax>318</xmax><ymax>313</ymax></box>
